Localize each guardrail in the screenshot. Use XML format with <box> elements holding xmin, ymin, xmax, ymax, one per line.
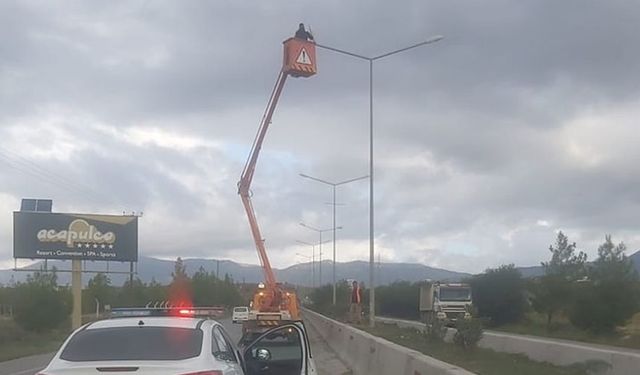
<box><xmin>302</xmin><ymin>309</ymin><xmax>475</xmax><ymax>375</ymax></box>
<box><xmin>375</xmin><ymin>316</ymin><xmax>640</xmax><ymax>375</ymax></box>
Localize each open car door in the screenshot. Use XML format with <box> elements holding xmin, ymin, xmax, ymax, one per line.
<box><xmin>242</xmin><ymin>322</ymin><xmax>316</xmax><ymax>375</ymax></box>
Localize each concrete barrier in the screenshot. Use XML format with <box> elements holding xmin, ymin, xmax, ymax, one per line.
<box><xmin>302</xmin><ymin>309</ymin><xmax>476</xmax><ymax>375</ymax></box>
<box><xmin>375</xmin><ymin>316</ymin><xmax>640</xmax><ymax>375</ymax></box>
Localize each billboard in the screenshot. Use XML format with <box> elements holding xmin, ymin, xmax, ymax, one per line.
<box><xmin>14</xmin><ymin>212</ymin><xmax>138</xmax><ymax>261</ymax></box>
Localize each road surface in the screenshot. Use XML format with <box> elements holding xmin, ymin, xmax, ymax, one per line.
<box><xmin>0</xmin><ymin>317</ymin><xmax>348</xmax><ymax>375</ymax></box>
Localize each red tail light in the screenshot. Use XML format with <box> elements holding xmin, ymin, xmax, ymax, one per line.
<box><xmin>178</xmin><ymin>309</ymin><xmax>195</xmax><ymax>316</ymax></box>
<box><xmin>180</xmin><ymin>372</ymin><xmax>222</xmax><ymax>375</ymax></box>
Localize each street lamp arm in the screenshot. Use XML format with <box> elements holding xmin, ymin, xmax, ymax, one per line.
<box><xmin>299</xmin><ymin>173</ymin><xmax>334</xmax><ymax>186</ymax></box>
<box><xmin>335</xmin><ymin>175</ymin><xmax>369</xmax><ymax>186</ymax></box>
<box><xmin>372</xmin><ymin>36</ymin><xmax>444</xmax><ymax>60</ymax></box>
<box><xmin>315</xmin><ymin>43</ymin><xmax>371</xmax><ymax>61</ymax></box>
<box><xmin>299</xmin><ymin>222</ymin><xmax>321</xmax><ymax>232</ymax></box>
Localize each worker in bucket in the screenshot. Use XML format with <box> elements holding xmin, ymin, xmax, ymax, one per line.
<box><xmin>295</xmin><ymin>23</ymin><xmax>314</xmax><ymax>41</ymax></box>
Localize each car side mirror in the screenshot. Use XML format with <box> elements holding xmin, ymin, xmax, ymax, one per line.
<box><xmin>255</xmin><ymin>348</ymin><xmax>271</xmax><ymax>361</ymax></box>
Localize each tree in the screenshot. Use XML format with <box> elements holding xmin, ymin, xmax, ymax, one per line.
<box><xmin>168</xmin><ymin>257</ymin><xmax>192</xmax><ymax>305</ymax></box>
<box><xmin>542</xmin><ymin>231</ymin><xmax>587</xmax><ymax>279</ymax></box>
<box><xmin>146</xmin><ymin>278</ymin><xmax>167</xmax><ymax>303</ymax></box>
<box><xmin>84</xmin><ymin>273</ymin><xmax>113</xmax><ymax>314</ymax></box>
<box><xmin>532</xmin><ymin>231</ymin><xmax>587</xmax><ymax>328</ymax></box>
<box><xmin>468</xmin><ymin>265</ymin><xmax>526</xmax><ymax>326</ymax></box>
<box><xmin>376</xmin><ymin>281</ymin><xmax>420</xmax><ymax>320</ymax></box>
<box><xmin>13</xmin><ymin>267</ymin><xmax>72</xmax><ymax>332</ymax></box>
<box><xmin>117</xmin><ymin>278</ymin><xmax>148</xmax><ymax>307</ymax></box>
<box><xmin>192</xmin><ymin>267</ymin><xmax>218</xmax><ymax>306</ymax></box>
<box><xmin>568</xmin><ymin>235</ymin><xmax>640</xmax><ymax>333</ymax></box>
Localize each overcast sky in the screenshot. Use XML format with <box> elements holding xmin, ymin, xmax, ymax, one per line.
<box><xmin>1</xmin><ymin>0</ymin><xmax>640</xmax><ymax>274</ymax></box>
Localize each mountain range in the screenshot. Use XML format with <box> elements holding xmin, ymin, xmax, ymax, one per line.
<box><xmin>0</xmin><ymin>256</ymin><xmax>470</xmax><ymax>287</ymax></box>
<box><xmin>2</xmin><ymin>250</ymin><xmax>639</xmax><ymax>287</ymax></box>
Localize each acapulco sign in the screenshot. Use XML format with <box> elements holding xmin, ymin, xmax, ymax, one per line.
<box><xmin>14</xmin><ymin>212</ymin><xmax>138</xmax><ymax>261</ymax></box>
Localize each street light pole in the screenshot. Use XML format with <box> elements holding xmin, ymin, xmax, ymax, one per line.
<box><xmin>296</xmin><ymin>240</ymin><xmax>316</xmax><ymax>288</ymax></box>
<box><xmin>316</xmin><ymin>35</ymin><xmax>443</xmax><ymax>327</ymax></box>
<box><xmin>300</xmin><ymin>223</ymin><xmax>342</xmax><ymax>287</ymax></box>
<box><xmin>300</xmin><ymin>173</ymin><xmax>368</xmax><ymax>304</ymax></box>
<box><xmin>332</xmin><ymin>184</ymin><xmax>336</xmax><ymax>301</ymax></box>
<box><xmin>296</xmin><ymin>252</ymin><xmax>313</xmax><ymax>287</ymax></box>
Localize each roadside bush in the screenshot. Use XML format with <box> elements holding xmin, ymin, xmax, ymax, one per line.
<box><xmin>424</xmin><ymin>316</ymin><xmax>447</xmax><ymax>342</ymax></box>
<box><xmin>453</xmin><ymin>317</ymin><xmax>484</xmax><ymax>350</ymax></box>
<box><xmin>13</xmin><ymin>269</ymin><xmax>72</xmax><ymax>332</ymax></box>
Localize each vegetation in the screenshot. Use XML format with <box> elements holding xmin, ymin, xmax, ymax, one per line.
<box><xmin>453</xmin><ymin>314</ymin><xmax>484</xmax><ymax>350</ymax></box>
<box><xmin>362</xmin><ymin>323</ymin><xmax>596</xmax><ymax>375</ymax></box>
<box><xmin>568</xmin><ymin>235</ymin><xmax>640</xmax><ymax>333</ymax></box>
<box><xmin>375</xmin><ymin>281</ymin><xmax>420</xmax><ymax>320</ymax></box>
<box><xmin>13</xmin><ymin>268</ymin><xmax>72</xmax><ymax>332</ymax></box>
<box><xmin>531</xmin><ymin>231</ymin><xmax>587</xmax><ymax>328</ymax></box>
<box><xmin>0</xmin><ymin>318</ymin><xmax>67</xmax><ymax>362</ymax></box>
<box><xmin>311</xmin><ymin>231</ymin><xmax>640</xmax><ymax>350</ymax></box>
<box><xmin>0</xmin><ymin>257</ymin><xmax>246</xmax><ymax>360</ymax></box>
<box><xmin>309</xmin><ymin>281</ymin><xmax>355</xmax><ymax>319</ymax></box>
<box><xmin>467</xmin><ymin>264</ymin><xmax>527</xmax><ymax>326</ymax></box>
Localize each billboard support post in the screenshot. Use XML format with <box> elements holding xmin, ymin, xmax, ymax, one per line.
<box><xmin>129</xmin><ymin>262</ymin><xmax>134</xmax><ymax>285</ymax></box>
<box><xmin>71</xmin><ymin>259</ymin><xmax>82</xmax><ymax>330</ymax></box>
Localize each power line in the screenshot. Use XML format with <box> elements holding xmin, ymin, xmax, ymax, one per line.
<box><xmin>0</xmin><ymin>148</ymin><xmax>119</xmax><ymax>207</ymax></box>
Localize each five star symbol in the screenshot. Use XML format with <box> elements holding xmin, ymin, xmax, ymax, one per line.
<box><xmin>75</xmin><ymin>243</ymin><xmax>115</xmax><ymax>249</ymax></box>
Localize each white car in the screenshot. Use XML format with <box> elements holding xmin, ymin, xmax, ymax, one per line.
<box><xmin>40</xmin><ymin>309</ymin><xmax>316</xmax><ymax>375</ymax></box>
<box><xmin>232</xmin><ymin>307</ymin><xmax>249</xmax><ymax>324</ymax></box>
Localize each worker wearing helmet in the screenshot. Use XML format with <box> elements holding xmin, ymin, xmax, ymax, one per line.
<box><xmin>295</xmin><ymin>23</ymin><xmax>314</xmax><ymax>41</ymax></box>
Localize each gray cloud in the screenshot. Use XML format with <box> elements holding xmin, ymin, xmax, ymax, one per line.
<box><xmin>1</xmin><ymin>0</ymin><xmax>640</xmax><ymax>274</ymax></box>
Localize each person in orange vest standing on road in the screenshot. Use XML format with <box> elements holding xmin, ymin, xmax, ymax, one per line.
<box><xmin>350</xmin><ymin>280</ymin><xmax>362</xmax><ymax>324</ymax></box>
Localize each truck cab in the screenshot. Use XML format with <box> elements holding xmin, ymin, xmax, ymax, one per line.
<box><xmin>420</xmin><ymin>281</ymin><xmax>473</xmax><ymax>327</ymax></box>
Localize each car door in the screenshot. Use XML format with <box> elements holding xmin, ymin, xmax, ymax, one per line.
<box><xmin>212</xmin><ymin>325</ymin><xmax>243</xmax><ymax>375</ymax></box>
<box><xmin>241</xmin><ymin>322</ymin><xmax>316</xmax><ymax>375</ymax></box>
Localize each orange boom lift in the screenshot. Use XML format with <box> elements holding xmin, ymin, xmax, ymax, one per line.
<box><xmin>237</xmin><ymin>30</ymin><xmax>317</xmax><ymax>329</ymax></box>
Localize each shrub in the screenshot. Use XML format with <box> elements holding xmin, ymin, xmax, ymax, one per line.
<box><xmin>424</xmin><ymin>316</ymin><xmax>448</xmax><ymax>342</ymax></box>
<box><xmin>453</xmin><ymin>317</ymin><xmax>484</xmax><ymax>350</ymax></box>
<box><xmin>13</xmin><ymin>270</ymin><xmax>71</xmax><ymax>332</ymax></box>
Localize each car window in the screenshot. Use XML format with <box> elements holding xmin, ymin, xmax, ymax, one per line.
<box><xmin>212</xmin><ymin>326</ymin><xmax>236</xmax><ymax>362</ymax></box>
<box><xmin>60</xmin><ymin>327</ymin><xmax>203</xmax><ymax>361</ymax></box>
<box><xmin>245</xmin><ymin>326</ymin><xmax>303</xmax><ymax>375</ymax></box>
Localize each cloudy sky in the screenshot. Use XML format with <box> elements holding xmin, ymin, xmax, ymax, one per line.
<box><xmin>1</xmin><ymin>0</ymin><xmax>640</xmax><ymax>274</ymax></box>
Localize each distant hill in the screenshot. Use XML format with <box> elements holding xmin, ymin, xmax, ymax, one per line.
<box><xmin>4</xmin><ymin>250</ymin><xmax>637</xmax><ymax>286</ymax></box>
<box><xmin>0</xmin><ymin>256</ymin><xmax>469</xmax><ymax>287</ymax></box>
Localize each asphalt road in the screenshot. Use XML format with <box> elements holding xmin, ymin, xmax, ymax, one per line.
<box><xmin>0</xmin><ymin>317</ymin><xmax>348</xmax><ymax>375</ymax></box>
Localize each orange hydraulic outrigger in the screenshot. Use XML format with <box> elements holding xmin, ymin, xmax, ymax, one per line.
<box><xmin>237</xmin><ymin>33</ymin><xmax>317</xmax><ymax>318</ymax></box>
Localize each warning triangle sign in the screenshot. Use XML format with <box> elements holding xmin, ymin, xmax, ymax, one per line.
<box><xmin>296</xmin><ymin>48</ymin><xmax>312</xmax><ymax>65</ymax></box>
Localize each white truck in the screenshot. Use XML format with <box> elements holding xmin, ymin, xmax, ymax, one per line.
<box><xmin>419</xmin><ymin>281</ymin><xmax>473</xmax><ymax>327</ymax></box>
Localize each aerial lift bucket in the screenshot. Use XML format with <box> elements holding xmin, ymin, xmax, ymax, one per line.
<box><xmin>282</xmin><ymin>37</ymin><xmax>317</xmax><ymax>78</ymax></box>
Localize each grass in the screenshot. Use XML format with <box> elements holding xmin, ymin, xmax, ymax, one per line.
<box><xmin>494</xmin><ymin>312</ymin><xmax>640</xmax><ymax>351</ymax></box>
<box><xmin>0</xmin><ymin>314</ymin><xmax>105</xmax><ymax>362</ymax></box>
<box><xmin>0</xmin><ymin>318</ymin><xmax>68</xmax><ymax>362</ymax></box>
<box><xmin>358</xmin><ymin>322</ymin><xmax>607</xmax><ymax>375</ymax></box>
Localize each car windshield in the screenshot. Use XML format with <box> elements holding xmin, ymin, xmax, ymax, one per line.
<box><xmin>60</xmin><ymin>327</ymin><xmax>203</xmax><ymax>361</ymax></box>
<box><xmin>439</xmin><ymin>288</ymin><xmax>471</xmax><ymax>301</ymax></box>
<box><xmin>234</xmin><ymin>307</ymin><xmax>248</xmax><ymax>312</ymax></box>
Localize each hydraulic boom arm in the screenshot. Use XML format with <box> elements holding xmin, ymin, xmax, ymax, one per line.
<box><xmin>238</xmin><ymin>71</ymin><xmax>288</xmax><ymax>289</ymax></box>
<box><xmin>236</xmin><ymin>32</ymin><xmax>316</xmax><ymax>316</ymax></box>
